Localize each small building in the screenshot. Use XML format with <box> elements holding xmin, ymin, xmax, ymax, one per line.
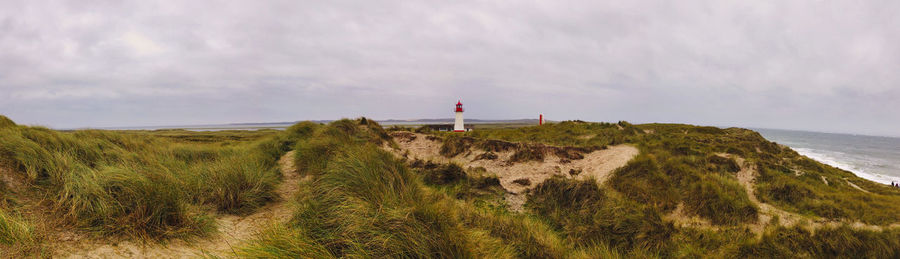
<box><xmin>423</xmin><ymin>124</ymin><xmax>475</xmax><ymax>132</ymax></box>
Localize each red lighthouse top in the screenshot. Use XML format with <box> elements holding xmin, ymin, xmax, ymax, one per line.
<box><xmin>455</xmin><ymin>101</ymin><xmax>464</xmax><ymax>112</ymax></box>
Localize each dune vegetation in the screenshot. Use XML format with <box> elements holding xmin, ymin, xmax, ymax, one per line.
<box><xmin>2</xmin><ymin>115</ymin><xmax>900</xmax><ymax>257</ymax></box>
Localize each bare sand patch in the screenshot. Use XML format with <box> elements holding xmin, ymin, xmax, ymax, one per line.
<box><xmin>844</xmin><ymin>178</ymin><xmax>871</xmax><ymax>193</ymax></box>
<box><xmin>664</xmin><ymin>203</ymin><xmax>718</xmax><ymax>230</ymax></box>
<box><xmin>388</xmin><ymin>132</ymin><xmax>639</xmax><ymax>195</ymax></box>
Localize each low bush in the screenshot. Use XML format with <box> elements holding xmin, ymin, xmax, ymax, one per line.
<box><xmin>706</xmin><ymin>155</ymin><xmax>741</xmax><ymax>173</ymax></box>
<box><xmin>474</xmin><ymin>152</ymin><xmax>498</xmax><ymax>161</ymax></box>
<box><xmin>527</xmin><ymin>177</ymin><xmax>675</xmax><ymax>252</ymax></box>
<box><xmin>440</xmin><ymin>135</ymin><xmax>474</xmax><ymax>157</ymax></box>
<box><xmin>0</xmin><ymin>116</ymin><xmax>15</xmax><ymax>128</ymax></box>
<box><xmin>422</xmin><ymin>163</ymin><xmax>467</xmax><ymax>185</ymax></box>
<box><xmin>512</xmin><ymin>178</ymin><xmax>531</xmax><ymax>186</ymax></box>
<box><xmin>608</xmin><ymin>155</ymin><xmax>679</xmax><ymax>211</ymax></box>
<box><xmin>683</xmin><ymin>175</ymin><xmax>758</xmax><ymax>225</ymax></box>
<box><xmin>738</xmin><ymin>226</ymin><xmax>900</xmax><ymax>258</ymax></box>
<box><xmin>509</xmin><ymin>146</ymin><xmax>545</xmax><ymax>163</ymax></box>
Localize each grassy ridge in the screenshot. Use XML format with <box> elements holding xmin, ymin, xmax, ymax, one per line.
<box><xmin>4</xmin><ymin>115</ymin><xmax>900</xmax><ymax>257</ymax></box>
<box><xmin>469</xmin><ymin>121</ymin><xmax>900</xmax><ymax>225</ymax></box>
<box><xmin>240</xmin><ymin>119</ymin><xmax>631</xmax><ymax>258</ymax></box>
<box><xmin>427</xmin><ymin>121</ymin><xmax>900</xmax><ymax>257</ymax></box>
<box><xmin>0</xmin><ymin>115</ymin><xmax>293</xmax><ymax>254</ymax></box>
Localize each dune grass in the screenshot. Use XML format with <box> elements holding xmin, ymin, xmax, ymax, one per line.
<box><xmin>241</xmin><ymin>119</ymin><xmax>641</xmax><ymax>258</ymax></box>
<box><xmin>5</xmin><ymin>114</ymin><xmax>900</xmax><ymax>257</ymax></box>
<box><xmin>0</xmin><ymin>115</ymin><xmax>294</xmax><ymax>241</ymax></box>
<box><xmin>434</xmin><ymin>121</ymin><xmax>900</xmax><ymax>257</ymax></box>
<box><xmin>244</xmin><ymin>137</ymin><xmax>515</xmax><ymax>257</ymax></box>
<box><xmin>739</xmin><ymin>225</ymin><xmax>900</xmax><ymax>258</ymax></box>
<box><xmin>0</xmin><ymin>208</ymin><xmax>37</xmax><ymax>256</ymax></box>
<box><xmin>239</xmin><ymin>119</ymin><xmax>900</xmax><ymax>257</ymax></box>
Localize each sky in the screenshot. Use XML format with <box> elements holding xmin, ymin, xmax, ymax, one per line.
<box><xmin>1</xmin><ymin>1</ymin><xmax>899</xmax><ymax>136</ymax></box>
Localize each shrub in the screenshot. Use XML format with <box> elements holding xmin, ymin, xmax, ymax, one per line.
<box><xmin>0</xmin><ymin>116</ymin><xmax>15</xmax><ymax>128</ymax></box>
<box><xmin>683</xmin><ymin>175</ymin><xmax>758</xmax><ymax>225</ymax></box>
<box><xmin>474</xmin><ymin>152</ymin><xmax>498</xmax><ymax>161</ymax></box>
<box><xmin>527</xmin><ymin>177</ymin><xmax>675</xmax><ymax>252</ymax></box>
<box><xmin>512</xmin><ymin>178</ymin><xmax>531</xmax><ymax>186</ymax></box>
<box><xmin>509</xmin><ymin>145</ymin><xmax>545</xmax><ymax>163</ymax></box>
<box><xmin>738</xmin><ymin>226</ymin><xmax>900</xmax><ymax>258</ymax></box>
<box><xmin>422</xmin><ymin>163</ymin><xmax>468</xmax><ymax>185</ymax></box>
<box><xmin>609</xmin><ymin>155</ymin><xmax>678</xmax><ymax>210</ymax></box>
<box><xmin>478</xmin><ymin>139</ymin><xmax>517</xmax><ymax>152</ymax></box>
<box><xmin>758</xmin><ymin>180</ymin><xmax>818</xmax><ymax>204</ymax></box>
<box><xmin>706</xmin><ymin>155</ymin><xmax>741</xmax><ymax>173</ymax></box>
<box><xmin>440</xmin><ymin>135</ymin><xmax>474</xmax><ymax>157</ymax></box>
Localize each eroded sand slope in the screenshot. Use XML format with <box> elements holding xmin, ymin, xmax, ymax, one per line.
<box><xmin>388</xmin><ymin>132</ymin><xmax>639</xmax><ymax>194</ymax></box>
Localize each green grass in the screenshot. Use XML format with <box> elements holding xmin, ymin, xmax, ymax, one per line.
<box><xmin>5</xmin><ymin>115</ymin><xmax>900</xmax><ymax>257</ymax></box>
<box><xmin>527</xmin><ymin>176</ymin><xmax>676</xmax><ymax>252</ymax></box>
<box><xmin>0</xmin><ymin>116</ymin><xmax>297</xmax><ymax>240</ymax></box>
<box><xmin>246</xmin><ymin>120</ymin><xmax>506</xmax><ymax>257</ymax></box>
<box><xmin>421</xmin><ymin>121</ymin><xmax>900</xmax><ymax>256</ymax></box>
<box><xmin>738</xmin><ymin>225</ymin><xmax>900</xmax><ymax>258</ymax></box>
<box><xmin>0</xmin><ymin>208</ymin><xmax>36</xmax><ymax>255</ymax></box>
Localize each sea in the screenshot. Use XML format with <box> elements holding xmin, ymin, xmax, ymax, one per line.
<box><xmin>755</xmin><ymin>128</ymin><xmax>900</xmax><ymax>185</ymax></box>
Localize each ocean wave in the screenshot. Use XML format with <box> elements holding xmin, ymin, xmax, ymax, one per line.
<box><xmin>793</xmin><ymin>148</ymin><xmax>900</xmax><ymax>185</ymax></box>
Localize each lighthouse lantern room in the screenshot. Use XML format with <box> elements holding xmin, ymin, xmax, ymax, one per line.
<box><xmin>454</xmin><ymin>101</ymin><xmax>465</xmax><ymax>132</ymax></box>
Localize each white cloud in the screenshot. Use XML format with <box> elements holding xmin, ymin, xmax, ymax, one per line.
<box><xmin>0</xmin><ymin>0</ymin><xmax>898</xmax><ymax>136</ymax></box>
<box><xmin>120</xmin><ymin>31</ymin><xmax>164</xmax><ymax>56</ymax></box>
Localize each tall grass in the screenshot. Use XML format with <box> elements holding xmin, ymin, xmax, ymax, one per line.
<box><xmin>243</xmin><ymin>120</ymin><xmax>534</xmax><ymax>258</ymax></box>
<box><xmin>0</xmin><ymin>208</ymin><xmax>35</xmax><ymax>247</ymax></box>
<box><xmin>0</xmin><ymin>115</ymin><xmax>15</xmax><ymax>128</ymax></box>
<box><xmin>5</xmin><ymin>114</ymin><xmax>900</xmax><ymax>257</ymax></box>
<box><xmin>738</xmin><ymin>225</ymin><xmax>900</xmax><ymax>258</ymax></box>
<box><xmin>187</xmin><ymin>151</ymin><xmax>279</xmax><ymax>214</ymax></box>
<box><xmin>683</xmin><ymin>174</ymin><xmax>758</xmax><ymax>225</ymax></box>
<box><xmin>0</xmin><ymin>115</ymin><xmax>294</xmax><ymax>239</ymax></box>
<box><xmin>527</xmin><ymin>176</ymin><xmax>676</xmax><ymax>253</ymax></box>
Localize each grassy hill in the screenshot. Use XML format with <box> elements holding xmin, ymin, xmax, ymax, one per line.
<box><xmin>2</xmin><ymin>115</ymin><xmax>900</xmax><ymax>257</ymax></box>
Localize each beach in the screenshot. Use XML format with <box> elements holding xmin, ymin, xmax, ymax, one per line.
<box><xmin>756</xmin><ymin>128</ymin><xmax>900</xmax><ymax>185</ymax></box>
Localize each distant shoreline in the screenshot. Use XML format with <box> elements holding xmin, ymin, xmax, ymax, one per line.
<box><xmin>79</xmin><ymin>119</ymin><xmax>543</xmax><ymax>131</ymax></box>
<box><xmin>756</xmin><ymin>128</ymin><xmax>900</xmax><ymax>186</ymax></box>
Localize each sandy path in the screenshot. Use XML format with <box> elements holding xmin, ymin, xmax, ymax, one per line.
<box><xmin>670</xmin><ymin>154</ymin><xmax>900</xmax><ymax>234</ymax></box>
<box><xmin>663</xmin><ymin>203</ymin><xmax>718</xmax><ymax>230</ymax></box>
<box><xmin>730</xmin><ymin>156</ymin><xmax>802</xmax><ymax>233</ymax></box>
<box><xmin>388</xmin><ymin>133</ymin><xmax>639</xmax><ymax>211</ymax></box>
<box><xmin>844</xmin><ymin>178</ymin><xmax>871</xmax><ymax>193</ymax></box>
<box><xmin>53</xmin><ymin>151</ymin><xmax>302</xmax><ymax>258</ymax></box>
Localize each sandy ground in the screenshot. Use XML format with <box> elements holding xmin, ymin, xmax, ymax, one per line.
<box><xmin>50</xmin><ymin>151</ymin><xmax>302</xmax><ymax>258</ymax></box>
<box><xmin>844</xmin><ymin>178</ymin><xmax>871</xmax><ymax>193</ymax></box>
<box><xmin>387</xmin><ymin>132</ymin><xmax>639</xmax><ymax>211</ymax></box>
<box><xmin>662</xmin><ymin>203</ymin><xmax>718</xmax><ymax>231</ymax></box>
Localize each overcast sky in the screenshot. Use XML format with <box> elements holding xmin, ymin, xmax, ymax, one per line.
<box><xmin>1</xmin><ymin>1</ymin><xmax>898</xmax><ymax>136</ymax></box>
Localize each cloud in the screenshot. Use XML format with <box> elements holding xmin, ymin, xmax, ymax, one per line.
<box><xmin>0</xmin><ymin>0</ymin><xmax>898</xmax><ymax>136</ymax></box>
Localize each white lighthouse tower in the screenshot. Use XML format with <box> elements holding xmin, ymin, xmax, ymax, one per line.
<box><xmin>453</xmin><ymin>100</ymin><xmax>465</xmax><ymax>132</ymax></box>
